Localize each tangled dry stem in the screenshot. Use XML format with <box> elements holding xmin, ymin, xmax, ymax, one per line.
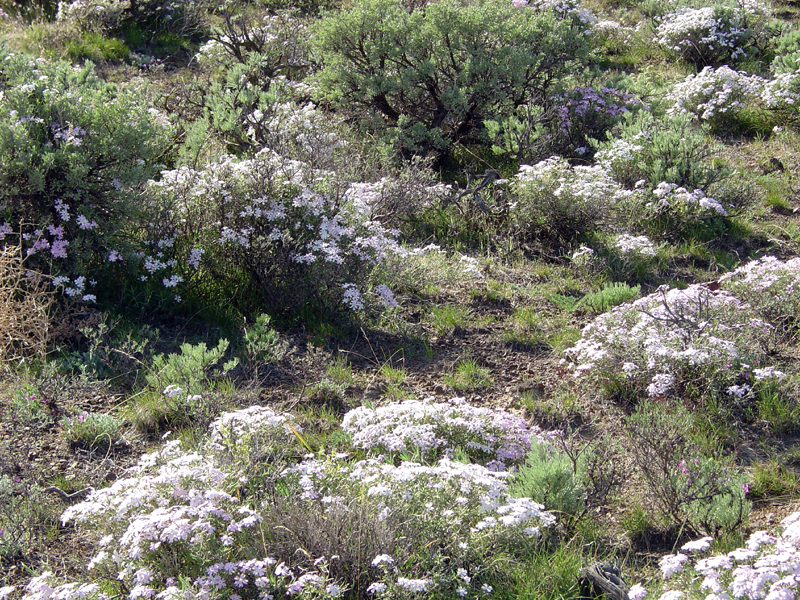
<box><xmin>0</xmin><ymin>245</ymin><xmax>53</xmax><ymax>363</ymax></box>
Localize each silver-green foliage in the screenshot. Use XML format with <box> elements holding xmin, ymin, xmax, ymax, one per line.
<box><xmin>510</xmin><ymin>441</ymin><xmax>586</xmax><ymax>518</ymax></box>
<box><xmin>311</xmin><ymin>0</ymin><xmax>591</xmax><ymax>156</ymax></box>
<box><xmin>575</xmin><ymin>282</ymin><xmax>641</xmax><ymax>314</ymax></box>
<box><xmin>146</xmin><ymin>339</ymin><xmax>237</xmax><ymax>396</ymax></box>
<box><xmin>0</xmin><ymin>50</ymin><xmax>173</xmax><ymax>301</ymax></box>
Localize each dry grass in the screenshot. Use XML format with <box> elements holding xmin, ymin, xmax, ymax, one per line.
<box><xmin>0</xmin><ymin>245</ymin><xmax>53</xmax><ymax>363</ymax></box>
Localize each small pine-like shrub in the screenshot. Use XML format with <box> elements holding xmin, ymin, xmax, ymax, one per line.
<box><xmin>243</xmin><ymin>314</ymin><xmax>287</xmax><ymax>366</ymax></box>
<box><xmin>574</xmin><ymin>282</ymin><xmax>641</xmax><ymax>314</ymax></box>
<box><xmin>594</xmin><ymin>111</ymin><xmax>728</xmax><ymax>191</ymax></box>
<box><xmin>510</xmin><ymin>440</ymin><xmax>586</xmax><ymax>518</ymax></box>
<box><xmin>145</xmin><ymin>339</ymin><xmax>236</xmax><ymax>397</ymax></box>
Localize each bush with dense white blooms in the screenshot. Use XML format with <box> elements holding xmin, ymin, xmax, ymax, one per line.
<box><xmin>653</xmin><ymin>2</ymin><xmax>770</xmax><ymax>67</ymax></box>
<box><xmin>640</xmin><ymin>512</ymin><xmax>800</xmax><ymax>600</ymax></box>
<box><xmin>20</xmin><ymin>400</ymin><xmax>557</xmax><ymax>600</ymax></box>
<box><xmin>342</xmin><ymin>397</ymin><xmax>555</xmax><ymax>467</ymax></box>
<box><xmin>563</xmin><ymin>259</ymin><xmax>794</xmax><ymax>400</ymax></box>
<box><xmin>511</xmin><ymin>156</ymin><xmax>634</xmax><ymax>245</ymax></box>
<box><xmin>667</xmin><ymin>66</ymin><xmax>765</xmax><ymax>125</ymax></box>
<box><xmin>143</xmin><ymin>149</ymin><xmax>442</xmax><ymax>318</ymax></box>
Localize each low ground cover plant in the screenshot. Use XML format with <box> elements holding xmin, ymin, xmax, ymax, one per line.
<box><xmin>635</xmin><ymin>511</ymin><xmax>800</xmax><ymax>600</ymax></box>
<box><xmin>562</xmin><ymin>256</ymin><xmax>795</xmax><ymax>403</ymax></box>
<box><xmin>30</xmin><ymin>401</ymin><xmax>558</xmax><ymax>600</ymax></box>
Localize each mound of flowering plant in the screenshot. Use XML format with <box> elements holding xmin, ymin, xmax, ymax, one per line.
<box><xmin>639</xmin><ymin>182</ymin><xmax>729</xmax><ymax>240</ymax></box>
<box><xmin>653</xmin><ymin>2</ymin><xmax>770</xmax><ymax>67</ymax></box>
<box><xmin>143</xmin><ymin>149</ymin><xmax>426</xmax><ymax>319</ymax></box>
<box><xmin>285</xmin><ymin>455</ymin><xmax>556</xmax><ymax>596</ymax></box>
<box><xmin>0</xmin><ymin>50</ymin><xmax>172</xmax><ymax>306</ymax></box>
<box><xmin>25</xmin><ymin>400</ymin><xmax>557</xmax><ymax>600</ymax></box>
<box><xmin>511</xmin><ymin>156</ymin><xmax>634</xmax><ymax>247</ymax></box>
<box><xmin>762</xmin><ymin>33</ymin><xmax>800</xmax><ymax>122</ymax></box>
<box><xmin>637</xmin><ymin>511</ymin><xmax>800</xmax><ymax>600</ymax></box>
<box><xmin>667</xmin><ymin>66</ymin><xmax>765</xmax><ymax>127</ymax></box>
<box><xmin>554</xmin><ymin>85</ymin><xmax>643</xmax><ymax>156</ymax></box>
<box><xmin>56</xmin><ymin>0</ymin><xmax>207</xmax><ymax>38</ymax></box>
<box><xmin>719</xmin><ymin>256</ymin><xmax>800</xmax><ymax>347</ymax></box>
<box><xmin>562</xmin><ymin>282</ymin><xmax>785</xmax><ymax>402</ymax></box>
<box><xmin>342</xmin><ymin>397</ymin><xmax>551</xmax><ymax>468</ymax></box>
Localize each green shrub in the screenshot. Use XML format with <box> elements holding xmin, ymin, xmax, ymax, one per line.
<box><xmin>243</xmin><ymin>313</ymin><xmax>287</xmax><ymax>366</ymax></box>
<box><xmin>59</xmin><ymin>410</ymin><xmax>125</xmax><ymax>447</ymax></box>
<box><xmin>574</xmin><ymin>282</ymin><xmax>641</xmax><ymax>314</ymax></box>
<box><xmin>311</xmin><ymin>0</ymin><xmax>590</xmax><ymax>158</ymax></box>
<box><xmin>626</xmin><ymin>401</ymin><xmax>750</xmax><ymax>536</ymax></box>
<box><xmin>125</xmin><ymin>339</ymin><xmax>237</xmax><ymax>431</ymax></box>
<box><xmin>510</xmin><ymin>440</ymin><xmax>586</xmax><ymax>519</ymax></box>
<box><xmin>0</xmin><ymin>50</ymin><xmax>173</xmax><ymax>308</ymax></box>
<box><xmin>145</xmin><ymin>339</ymin><xmax>236</xmax><ymax>397</ymax></box>
<box><xmin>187</xmin><ymin>11</ymin><xmax>314</xmax><ymax>159</ymax></box>
<box><xmin>595</xmin><ymin>111</ymin><xmax>728</xmax><ymax>192</ymax></box>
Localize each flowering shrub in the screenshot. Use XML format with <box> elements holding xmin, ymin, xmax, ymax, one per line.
<box><xmin>143</xmin><ymin>150</ymin><xmax>415</xmax><ymax>319</ymax></box>
<box><xmin>562</xmin><ymin>282</ymin><xmax>785</xmax><ymax>402</ymax></box>
<box><xmin>645</xmin><ymin>512</ymin><xmax>800</xmax><ymax>600</ymax></box>
<box><xmin>555</xmin><ymin>85</ymin><xmax>643</xmax><ymax>156</ymax></box>
<box><xmin>667</xmin><ymin>66</ymin><xmax>765</xmax><ymax>127</ymax></box>
<box><xmin>762</xmin><ymin>71</ymin><xmax>800</xmax><ymax>117</ymax></box>
<box><xmin>342</xmin><ymin>397</ymin><xmax>550</xmax><ymax>468</ymax></box>
<box><xmin>0</xmin><ymin>51</ymin><xmax>173</xmax><ymax>307</ymax></box>
<box><xmin>56</xmin><ymin>0</ymin><xmax>207</xmax><ymax>38</ymax></box>
<box><xmin>285</xmin><ymin>455</ymin><xmax>556</xmax><ymax>595</ymax></box>
<box><xmin>613</xmin><ymin>234</ymin><xmax>657</xmax><ymax>257</ymax></box>
<box><xmin>719</xmin><ymin>256</ymin><xmax>800</xmax><ymax>347</ymax></box>
<box><xmin>28</xmin><ymin>399</ymin><xmax>557</xmax><ymax>600</ymax></box>
<box><xmin>511</xmin><ymin>156</ymin><xmax>633</xmax><ymax>247</ymax></box>
<box><xmin>653</xmin><ymin>2</ymin><xmax>770</xmax><ymax>67</ymax></box>
<box><xmin>640</xmin><ymin>182</ymin><xmax>729</xmax><ymax>240</ymax></box>
<box><xmin>515</xmin><ymin>0</ymin><xmax>595</xmax><ymax>29</ymax></box>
